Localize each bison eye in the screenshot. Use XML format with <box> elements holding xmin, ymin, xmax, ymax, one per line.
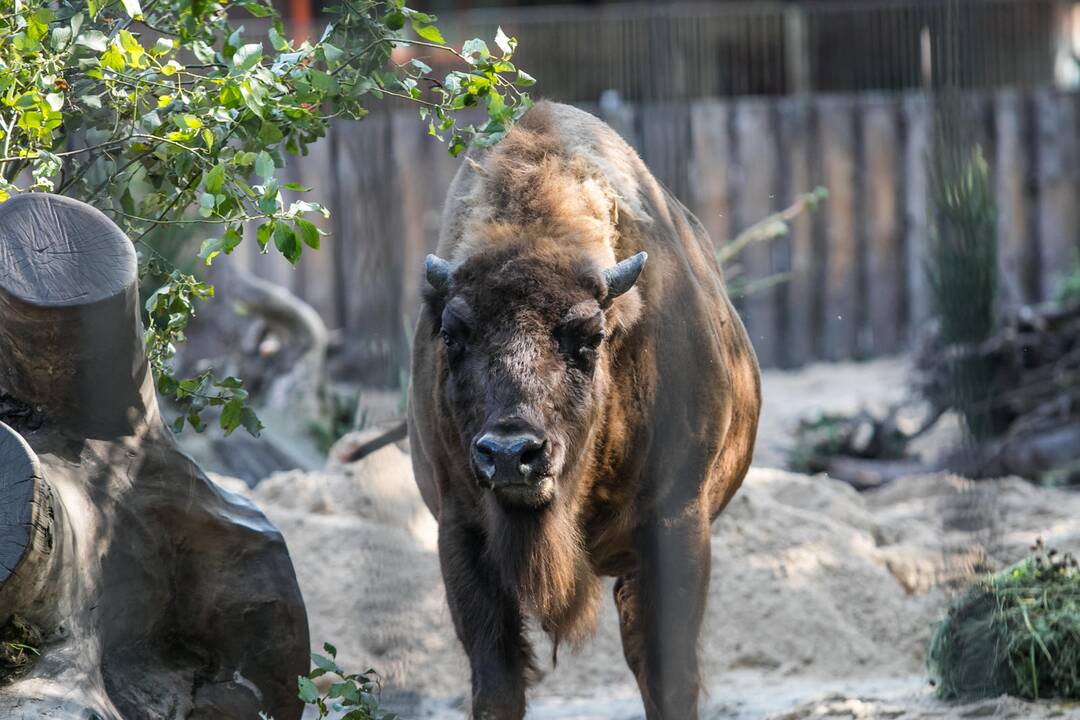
<box><xmin>440</xmin><ymin>328</ymin><xmax>461</xmax><ymax>352</ymax></box>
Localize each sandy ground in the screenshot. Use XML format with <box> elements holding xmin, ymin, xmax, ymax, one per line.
<box><xmin>210</xmin><ymin>357</ymin><xmax>1080</xmax><ymax>719</ymax></box>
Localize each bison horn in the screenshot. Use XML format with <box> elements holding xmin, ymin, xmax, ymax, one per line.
<box><xmin>602</xmin><ymin>251</ymin><xmax>648</xmax><ymax>301</ymax></box>
<box><xmin>425</xmin><ymin>254</ymin><xmax>454</xmax><ymax>293</ymax></box>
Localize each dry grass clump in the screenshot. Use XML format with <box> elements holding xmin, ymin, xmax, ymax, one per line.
<box><xmin>928</xmin><ymin>539</ymin><xmax>1080</xmax><ymax>700</ymax></box>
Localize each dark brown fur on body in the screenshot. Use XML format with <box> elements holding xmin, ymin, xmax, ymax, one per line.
<box><xmin>409</xmin><ymin>102</ymin><xmax>761</xmax><ymax>719</ymax></box>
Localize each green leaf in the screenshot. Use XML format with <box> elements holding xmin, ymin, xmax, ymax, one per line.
<box><xmin>257</xmin><ymin>221</ymin><xmax>273</xmax><ymax>250</ymax></box>
<box><xmin>323</xmin><ymin>642</ymin><xmax>337</xmax><ymax>658</ymax></box>
<box><xmin>44</xmin><ymin>93</ymin><xmax>64</xmax><ymax>112</ymax></box>
<box><xmin>268</xmin><ymin>25</ymin><xmax>288</xmax><ymax>52</ymax></box>
<box><xmin>101</xmin><ymin>44</ymin><xmax>126</xmax><ymax>72</ymax></box>
<box><xmin>242</xmin><ymin>0</ymin><xmax>274</xmax><ymax>17</ymax></box>
<box><xmin>76</xmin><ymin>30</ymin><xmax>108</xmax><ymax>52</ymax></box>
<box><xmin>240</xmin><ymin>407</ymin><xmax>263</xmax><ymax>436</ymax></box>
<box><xmin>150</xmin><ymin>37</ymin><xmax>175</xmax><ymax>56</ymax></box>
<box><xmin>297</xmin><ymin>676</ymin><xmax>319</xmax><ymax>704</ymax></box>
<box><xmin>220</xmin><ymin>398</ymin><xmax>245</xmax><ymax>435</ymax></box>
<box><xmin>461</xmin><ymin>38</ymin><xmax>489</xmax><ymax>63</ymax></box>
<box><xmin>274</xmin><ymin>222</ymin><xmax>301</xmax><ymax>264</ymax></box>
<box><xmin>233</xmin><ymin>43</ymin><xmax>263</xmax><ymax>72</ymax></box>
<box><xmin>495</xmin><ymin>27</ymin><xmax>515</xmax><ymax>57</ymax></box>
<box><xmin>412</xmin><ymin>20</ymin><xmax>445</xmax><ymax>45</ymax></box>
<box><xmin>310</xmin><ymin>69</ymin><xmax>338</xmax><ymax>95</ymax></box>
<box><xmin>255</xmin><ymin>150</ymin><xmax>275</xmax><ymax>179</ymax></box>
<box><xmin>322</xmin><ymin>42</ymin><xmax>343</xmax><ymax>66</ymax></box>
<box><xmin>120</xmin><ymin>0</ymin><xmax>142</xmax><ymax>19</ymax></box>
<box><xmin>175</xmin><ymin>113</ymin><xmax>202</xmax><ymax>130</ymax></box>
<box><xmin>295</xmin><ymin>218</ymin><xmax>321</xmax><ymax>249</ymax></box>
<box><xmin>204</xmin><ymin>163</ymin><xmax>226</xmax><ymax>194</ymax></box>
<box><xmin>311</xmin><ymin>653</ymin><xmax>341</xmax><ymax>674</ymax></box>
<box><xmin>515</xmin><ymin>69</ymin><xmax>536</xmax><ymax>87</ymax></box>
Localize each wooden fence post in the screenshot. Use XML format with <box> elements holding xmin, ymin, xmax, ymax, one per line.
<box><xmin>778</xmin><ymin>96</ymin><xmax>816</xmax><ymax>367</ymax></box>
<box><xmin>734</xmin><ymin>99</ymin><xmax>781</xmax><ymax>367</ymax></box>
<box><xmin>1036</xmin><ymin>90</ymin><xmax>1080</xmax><ymax>300</ymax></box>
<box><xmin>903</xmin><ymin>92</ymin><xmax>931</xmax><ymax>333</ymax></box>
<box><xmin>818</xmin><ymin>96</ymin><xmax>859</xmax><ymax>360</ymax></box>
<box><xmin>995</xmin><ymin>90</ymin><xmax>1037</xmax><ymax>306</ymax></box>
<box><xmin>862</xmin><ymin>95</ymin><xmax>904</xmax><ymax>355</ymax></box>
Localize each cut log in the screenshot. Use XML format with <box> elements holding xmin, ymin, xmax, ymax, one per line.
<box><xmin>0</xmin><ymin>193</ymin><xmax>309</xmax><ymax>719</ymax></box>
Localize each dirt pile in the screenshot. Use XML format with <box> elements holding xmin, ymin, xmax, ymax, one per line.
<box><xmin>216</xmin><ymin>458</ymin><xmax>1080</xmax><ymax>718</ymax></box>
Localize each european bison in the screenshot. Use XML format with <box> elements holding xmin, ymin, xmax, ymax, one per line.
<box><xmin>408</xmin><ymin>101</ymin><xmax>761</xmax><ymax>719</ymax></box>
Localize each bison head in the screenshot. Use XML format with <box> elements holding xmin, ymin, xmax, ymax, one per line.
<box><xmin>423</xmin><ymin>244</ymin><xmax>646</xmax><ymax>511</ymax></box>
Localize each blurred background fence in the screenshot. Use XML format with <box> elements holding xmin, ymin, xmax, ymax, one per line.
<box><xmin>229</xmin><ymin>0</ymin><xmax>1080</xmax><ymax>383</ymax></box>
<box><xmin>233</xmin><ymin>87</ymin><xmax>1080</xmax><ymax>378</ymax></box>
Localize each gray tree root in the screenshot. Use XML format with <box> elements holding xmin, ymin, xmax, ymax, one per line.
<box><xmin>0</xmin><ymin>193</ymin><xmax>309</xmax><ymax>719</ymax></box>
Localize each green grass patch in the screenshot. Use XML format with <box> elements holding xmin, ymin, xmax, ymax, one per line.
<box><xmin>928</xmin><ymin>540</ymin><xmax>1080</xmax><ymax>701</ymax></box>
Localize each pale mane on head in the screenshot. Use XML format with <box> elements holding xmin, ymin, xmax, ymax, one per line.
<box><xmin>452</xmin><ymin>103</ymin><xmax>649</xmax><ymax>263</ymax></box>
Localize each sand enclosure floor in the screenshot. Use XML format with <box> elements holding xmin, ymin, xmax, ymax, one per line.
<box><xmin>214</xmin><ymin>357</ymin><xmax>1080</xmax><ymax>719</ymax></box>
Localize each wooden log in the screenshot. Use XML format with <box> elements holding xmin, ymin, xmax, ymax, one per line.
<box><xmin>734</xmin><ymin>99</ymin><xmax>780</xmax><ymax>367</ymax></box>
<box><xmin>861</xmin><ymin>95</ymin><xmax>903</xmax><ymax>356</ymax></box>
<box><xmin>818</xmin><ymin>96</ymin><xmax>859</xmax><ymax>360</ymax></box>
<box><xmin>1035</xmin><ymin>90</ymin><xmax>1080</xmax><ymax>301</ymax></box>
<box><xmin>0</xmin><ymin>193</ymin><xmax>148</xmax><ymax>435</ymax></box>
<box><xmin>0</xmin><ymin>193</ymin><xmax>309</xmax><ymax>720</ymax></box>
<box><xmin>0</xmin><ymin>423</ymin><xmax>62</xmax><ymax>626</ymax></box>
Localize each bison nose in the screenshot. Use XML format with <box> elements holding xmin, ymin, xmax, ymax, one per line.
<box><xmin>472</xmin><ymin>432</ymin><xmax>548</xmax><ymax>487</ymax></box>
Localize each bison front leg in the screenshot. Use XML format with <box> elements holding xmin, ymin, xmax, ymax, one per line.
<box><xmin>438</xmin><ymin>518</ymin><xmax>534</xmax><ymax>720</ymax></box>
<box><xmin>619</xmin><ymin>507</ymin><xmax>711</xmax><ymax>720</ymax></box>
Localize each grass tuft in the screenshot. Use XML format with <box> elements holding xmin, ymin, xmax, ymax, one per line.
<box><xmin>928</xmin><ymin>539</ymin><xmax>1080</xmax><ymax>701</ymax></box>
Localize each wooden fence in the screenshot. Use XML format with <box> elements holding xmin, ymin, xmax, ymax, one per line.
<box><xmin>232</xmin><ymin>90</ymin><xmax>1080</xmax><ymax>380</ymax></box>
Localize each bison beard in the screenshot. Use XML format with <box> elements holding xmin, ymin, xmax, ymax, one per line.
<box><xmin>482</xmin><ymin>493</ymin><xmax>602</xmax><ymax>651</ymax></box>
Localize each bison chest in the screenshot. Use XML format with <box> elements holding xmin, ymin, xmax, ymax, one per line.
<box><xmin>580</xmin><ymin>476</ymin><xmax>641</xmax><ymax>577</ymax></box>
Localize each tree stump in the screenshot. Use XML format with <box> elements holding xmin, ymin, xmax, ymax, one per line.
<box><xmin>0</xmin><ymin>193</ymin><xmax>309</xmax><ymax>719</ymax></box>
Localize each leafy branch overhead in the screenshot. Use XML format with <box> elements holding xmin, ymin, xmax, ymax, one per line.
<box><xmin>0</xmin><ymin>0</ymin><xmax>533</xmax><ymax>434</ymax></box>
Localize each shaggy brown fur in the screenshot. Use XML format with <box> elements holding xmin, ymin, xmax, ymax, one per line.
<box><xmin>409</xmin><ymin>102</ymin><xmax>761</xmax><ymax>720</ymax></box>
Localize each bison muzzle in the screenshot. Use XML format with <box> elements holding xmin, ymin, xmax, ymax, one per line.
<box><xmin>409</xmin><ymin>102</ymin><xmax>761</xmax><ymax>719</ymax></box>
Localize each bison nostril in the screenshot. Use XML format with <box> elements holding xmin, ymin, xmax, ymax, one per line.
<box><xmin>519</xmin><ymin>441</ymin><xmax>545</xmax><ymax>471</ymax></box>
<box><xmin>472</xmin><ymin>440</ymin><xmax>497</xmax><ymax>482</ymax></box>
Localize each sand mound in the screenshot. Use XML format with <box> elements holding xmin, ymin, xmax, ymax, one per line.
<box><xmin>216</xmin><ymin>450</ymin><xmax>1080</xmax><ymax>718</ymax></box>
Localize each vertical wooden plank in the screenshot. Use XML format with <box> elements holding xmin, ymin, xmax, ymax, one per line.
<box><xmin>734</xmin><ymin>99</ymin><xmax>780</xmax><ymax>367</ymax></box>
<box><xmin>687</xmin><ymin>100</ymin><xmax>732</xmax><ymax>247</ymax></box>
<box><xmin>291</xmin><ymin>131</ymin><xmax>338</xmax><ymax>325</ymax></box>
<box><xmin>392</xmin><ymin>112</ymin><xmax>425</xmax><ymax>365</ymax></box>
<box><xmin>818</xmin><ymin>96</ymin><xmax>859</xmax><ymax>360</ymax></box>
<box><xmin>778</xmin><ymin>96</ymin><xmax>815</xmax><ymax>367</ymax></box>
<box><xmin>1036</xmin><ymin>90</ymin><xmax>1080</xmax><ymax>301</ymax></box>
<box><xmin>902</xmin><ymin>93</ymin><xmax>931</xmax><ymax>332</ymax></box>
<box><xmin>994</xmin><ymin>90</ymin><xmax>1036</xmax><ymax>306</ymax></box>
<box><xmin>861</xmin><ymin>95</ymin><xmax>903</xmax><ymax>355</ymax></box>
<box><xmin>341</xmin><ymin>113</ymin><xmax>405</xmax><ymax>386</ymax></box>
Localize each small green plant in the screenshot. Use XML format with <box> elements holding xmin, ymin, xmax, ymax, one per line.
<box><xmin>259</xmin><ymin>643</ymin><xmax>396</xmax><ymax>719</ymax></box>
<box><xmin>0</xmin><ymin>615</ymin><xmax>41</xmax><ymax>685</ymax></box>
<box><xmin>300</xmin><ymin>643</ymin><xmax>397</xmax><ymax>720</ymax></box>
<box><xmin>928</xmin><ymin>539</ymin><xmax>1080</xmax><ymax>701</ymax></box>
<box><xmin>718</xmin><ymin>186</ymin><xmax>827</xmax><ymax>299</ymax></box>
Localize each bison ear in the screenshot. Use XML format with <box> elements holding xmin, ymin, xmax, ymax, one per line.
<box><xmin>602</xmin><ymin>251</ymin><xmax>647</xmax><ymax>304</ymax></box>
<box><xmin>425</xmin><ymin>254</ymin><xmax>454</xmax><ymax>295</ymax></box>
